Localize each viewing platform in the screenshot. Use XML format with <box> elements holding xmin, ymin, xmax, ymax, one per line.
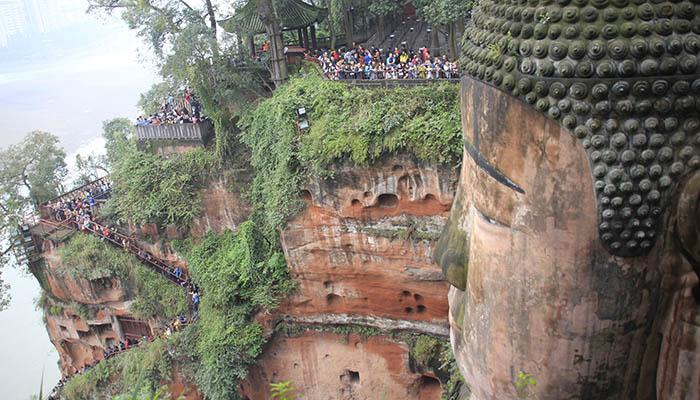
<box><xmin>136</xmin><ymin>120</ymin><xmax>213</xmax><ymax>143</ymax></box>
<box><xmin>135</xmin><ymin>120</ymin><xmax>214</xmax><ymax>155</ymax></box>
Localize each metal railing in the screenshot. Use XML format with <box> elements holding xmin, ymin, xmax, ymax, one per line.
<box><xmin>341</xmin><ymin>78</ymin><xmax>460</xmax><ymax>88</ymax></box>
<box><xmin>40</xmin><ymin>177</ymin><xmax>110</xmax><ymax>209</ymax></box>
<box><xmin>135</xmin><ymin>120</ymin><xmax>214</xmax><ymax>143</ymax></box>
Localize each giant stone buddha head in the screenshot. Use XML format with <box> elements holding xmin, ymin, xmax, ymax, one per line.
<box><xmin>435</xmin><ymin>0</ymin><xmax>700</xmax><ymax>398</ymax></box>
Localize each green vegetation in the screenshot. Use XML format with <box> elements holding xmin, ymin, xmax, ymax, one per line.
<box><xmin>240</xmin><ymin>70</ymin><xmax>461</xmax><ymax>230</ymax></box>
<box><xmin>107</xmin><ymin>147</ymin><xmax>216</xmax><ymax>229</ymax></box>
<box><xmin>515</xmin><ymin>371</ymin><xmax>537</xmax><ymax>399</ymax></box>
<box><xmin>58</xmin><ymin>233</ymin><xmax>132</xmax><ymax>281</ymax></box>
<box><xmin>270</xmin><ymin>381</ymin><xmax>300</xmax><ymax>400</ymax></box>
<box><xmin>58</xmin><ymin>233</ymin><xmax>187</xmax><ymax>321</ymax></box>
<box><xmin>130</xmin><ymin>264</ymin><xmax>189</xmax><ymax>321</ymax></box>
<box><xmin>181</xmin><ymin>222</ymin><xmax>294</xmax><ymax>400</ymax></box>
<box><xmin>402</xmin><ymin>334</ymin><xmax>465</xmax><ymax>400</ymax></box>
<box><xmin>61</xmin><ymin>333</ymin><xmax>191</xmax><ymax>400</ymax></box>
<box><xmin>95</xmin><ymin>116</ymin><xmax>217</xmax><ymax>230</ymax></box>
<box><xmin>0</xmin><ymin>131</ymin><xmax>68</xmax><ymax>309</ymax></box>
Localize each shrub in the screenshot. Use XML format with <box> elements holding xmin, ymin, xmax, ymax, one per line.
<box><xmin>58</xmin><ymin>233</ymin><xmax>133</xmax><ymax>281</ymax></box>
<box><xmin>239</xmin><ymin>71</ymin><xmax>461</xmax><ymax>230</ymax></box>
<box><xmin>184</xmin><ymin>222</ymin><xmax>294</xmax><ymax>400</ymax></box>
<box><xmin>130</xmin><ymin>265</ymin><xmax>188</xmax><ymax>320</ymax></box>
<box><xmin>58</xmin><ymin>233</ymin><xmax>187</xmax><ymax>321</ymax></box>
<box><xmin>107</xmin><ymin>147</ymin><xmax>216</xmax><ymax>229</ymax></box>
<box><xmin>61</xmin><ymin>336</ymin><xmax>177</xmax><ymax>400</ymax></box>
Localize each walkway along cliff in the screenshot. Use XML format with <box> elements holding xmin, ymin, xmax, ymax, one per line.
<box><xmin>30</xmin><ymin>74</ymin><xmax>467</xmax><ymax>399</ymax></box>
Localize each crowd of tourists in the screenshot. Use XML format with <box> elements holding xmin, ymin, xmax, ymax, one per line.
<box><xmin>44</xmin><ymin>180</ymin><xmax>196</xmax><ymax>290</ymax></box>
<box><xmin>102</xmin><ymin>337</ymin><xmax>143</xmax><ymax>359</ymax></box>
<box><xmin>317</xmin><ymin>45</ymin><xmax>458</xmax><ymax>80</ymax></box>
<box><xmin>44</xmin><ymin>179</ymin><xmax>111</xmax><ymax>222</ymax></box>
<box><xmin>135</xmin><ymin>89</ymin><xmax>206</xmax><ymax>126</ymax></box>
<box><xmin>44</xmin><ymin>178</ymin><xmax>201</xmax><ymax>398</ymax></box>
<box><xmin>47</xmin><ymin>337</ymin><xmax>151</xmax><ymax>399</ymax></box>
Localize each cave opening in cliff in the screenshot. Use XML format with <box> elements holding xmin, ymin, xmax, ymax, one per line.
<box><xmin>377</xmin><ymin>193</ymin><xmax>399</xmax><ymax>208</ymax></box>
<box><xmin>300</xmin><ymin>189</ymin><xmax>312</xmax><ymax>202</ymax></box>
<box><xmin>326</xmin><ymin>293</ymin><xmax>342</xmax><ymax>305</ymax></box>
<box><xmin>418</xmin><ymin>375</ymin><xmax>441</xmax><ymax>397</ymax></box>
<box><xmin>117</xmin><ymin>317</ymin><xmax>152</xmax><ymax>340</ymax></box>
<box><xmin>340</xmin><ymin>369</ymin><xmax>360</xmax><ymax>384</ymax></box>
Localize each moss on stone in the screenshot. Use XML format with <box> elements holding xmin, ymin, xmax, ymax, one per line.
<box><xmin>434</xmin><ymin>195</ymin><xmax>469</xmax><ymax>290</ymax></box>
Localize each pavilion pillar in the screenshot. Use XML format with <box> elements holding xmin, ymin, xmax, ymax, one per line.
<box><xmin>247</xmin><ymin>34</ymin><xmax>256</xmax><ymax>57</ymax></box>
<box><xmin>302</xmin><ymin>26</ymin><xmax>310</xmax><ymax>49</ymax></box>
<box><xmin>310</xmin><ymin>25</ymin><xmax>318</xmax><ymax>49</ymax></box>
<box><xmin>298</xmin><ymin>28</ymin><xmax>304</xmax><ymax>47</ymax></box>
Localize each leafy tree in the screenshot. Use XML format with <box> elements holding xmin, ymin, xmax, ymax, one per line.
<box><xmin>73</xmin><ymin>153</ymin><xmax>109</xmax><ymax>187</ymax></box>
<box><xmin>414</xmin><ymin>0</ymin><xmax>473</xmax><ymax>57</ymax></box>
<box><xmin>102</xmin><ymin>117</ymin><xmax>137</xmax><ymax>168</ymax></box>
<box><xmin>0</xmin><ymin>131</ymin><xmax>68</xmax><ymax>310</ymax></box>
<box><xmin>367</xmin><ymin>0</ymin><xmax>401</xmax><ymax>18</ymax></box>
<box><xmin>88</xmin><ymin>1</ymin><xmax>272</xmax><ymax>159</ymax></box>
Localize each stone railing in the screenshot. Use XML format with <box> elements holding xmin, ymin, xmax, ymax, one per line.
<box><xmin>342</xmin><ymin>78</ymin><xmax>460</xmax><ymax>88</ymax></box>
<box><xmin>135</xmin><ymin>120</ymin><xmax>214</xmax><ymax>143</ymax></box>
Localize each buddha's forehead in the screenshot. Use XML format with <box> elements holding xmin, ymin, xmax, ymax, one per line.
<box><xmin>462</xmin><ymin>0</ymin><xmax>700</xmax><ymax>257</ymax></box>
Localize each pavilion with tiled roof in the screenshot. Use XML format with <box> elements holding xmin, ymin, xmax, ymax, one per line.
<box><xmin>220</xmin><ymin>0</ymin><xmax>328</xmax><ymax>51</ymax></box>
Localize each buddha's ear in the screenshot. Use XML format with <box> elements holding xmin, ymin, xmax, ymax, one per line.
<box><xmin>675</xmin><ymin>171</ymin><xmax>700</xmax><ymax>269</ymax></box>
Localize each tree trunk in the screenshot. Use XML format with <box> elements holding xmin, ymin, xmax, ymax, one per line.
<box><xmin>448</xmin><ymin>22</ymin><xmax>457</xmax><ymax>59</ymax></box>
<box><xmin>330</xmin><ymin>23</ymin><xmax>337</xmax><ymax>49</ymax></box>
<box><xmin>343</xmin><ymin>8</ymin><xmax>354</xmax><ymax>47</ymax></box>
<box><xmin>455</xmin><ymin>18</ymin><xmax>466</xmax><ymax>55</ymax></box>
<box><xmin>204</xmin><ymin>0</ymin><xmax>217</xmax><ymax>38</ymax></box>
<box><xmin>258</xmin><ymin>0</ymin><xmax>288</xmax><ymax>87</ymax></box>
<box><xmin>431</xmin><ymin>26</ymin><xmax>440</xmax><ymax>56</ymax></box>
<box><xmin>302</xmin><ymin>27</ymin><xmax>310</xmax><ymax>50</ymax></box>
<box><xmin>310</xmin><ymin>25</ymin><xmax>318</xmax><ymax>49</ymax></box>
<box><xmin>247</xmin><ymin>34</ymin><xmax>256</xmax><ymax>57</ymax></box>
<box><xmin>378</xmin><ymin>15</ymin><xmax>385</xmax><ymax>44</ymax></box>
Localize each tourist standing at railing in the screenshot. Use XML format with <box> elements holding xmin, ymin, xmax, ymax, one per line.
<box><xmin>136</xmin><ymin>90</ymin><xmax>206</xmax><ymax>127</ymax></box>
<box><xmin>317</xmin><ymin>43</ymin><xmax>458</xmax><ymax>81</ymax></box>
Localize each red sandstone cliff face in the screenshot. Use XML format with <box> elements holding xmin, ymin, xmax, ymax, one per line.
<box><xmin>38</xmin><ymin>153</ymin><xmax>457</xmax><ymax>399</ymax></box>
<box><xmin>279</xmin><ymin>155</ymin><xmax>456</xmax><ymax>336</ymax></box>
<box><xmin>36</xmin><ymin>237</ymin><xmax>158</xmax><ymax>376</ymax></box>
<box><xmin>241</xmin><ymin>331</ymin><xmax>443</xmax><ymax>400</ymax></box>
<box><xmin>39</xmin><ymin>241</ymin><xmax>129</xmax><ymax>305</ymax></box>
<box><xmin>239</xmin><ymin>155</ymin><xmax>457</xmax><ymax>399</ymax></box>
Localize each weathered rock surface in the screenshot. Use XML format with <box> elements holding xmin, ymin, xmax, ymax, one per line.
<box><xmin>38</xmin><ymin>153</ymin><xmax>457</xmax><ymax>398</ymax></box>
<box><xmin>240</xmin><ymin>330</ymin><xmax>443</xmax><ymax>400</ymax></box>
<box><xmin>279</xmin><ymin>154</ymin><xmax>456</xmax><ymax>334</ymax></box>
<box><xmin>437</xmin><ymin>73</ymin><xmax>700</xmax><ymax>400</ymax></box>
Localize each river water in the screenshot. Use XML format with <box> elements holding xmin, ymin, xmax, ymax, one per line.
<box><xmin>0</xmin><ymin>1</ymin><xmax>156</xmax><ymax>398</ymax></box>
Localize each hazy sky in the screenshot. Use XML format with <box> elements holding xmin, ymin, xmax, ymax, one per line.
<box><xmin>0</xmin><ymin>1</ymin><xmax>158</xmax><ymax>398</ymax></box>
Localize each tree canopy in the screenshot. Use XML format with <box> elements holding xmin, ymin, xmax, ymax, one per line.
<box><xmin>0</xmin><ymin>131</ymin><xmax>68</xmax><ymax>310</ymax></box>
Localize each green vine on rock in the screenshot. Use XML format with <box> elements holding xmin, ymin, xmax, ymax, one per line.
<box><xmin>240</xmin><ymin>70</ymin><xmax>462</xmax><ymax>231</ymax></box>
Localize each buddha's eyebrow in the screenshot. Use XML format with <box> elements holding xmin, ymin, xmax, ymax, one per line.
<box><xmin>463</xmin><ymin>138</ymin><xmax>525</xmax><ymax>194</ymax></box>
